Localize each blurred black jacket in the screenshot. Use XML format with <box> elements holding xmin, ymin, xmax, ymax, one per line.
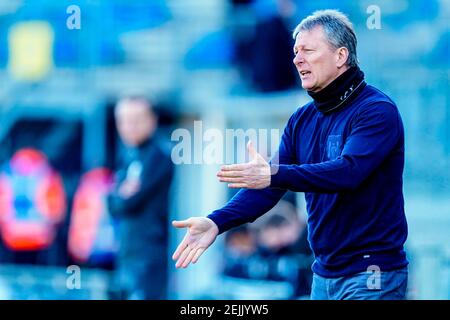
<box><xmin>107</xmin><ymin>137</ymin><xmax>174</xmax><ymax>299</ymax></box>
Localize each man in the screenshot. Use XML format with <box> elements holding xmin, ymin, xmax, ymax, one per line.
<box><xmin>108</xmin><ymin>96</ymin><xmax>173</xmax><ymax>300</ymax></box>
<box><xmin>172</xmin><ymin>10</ymin><xmax>408</xmax><ymax>300</ymax></box>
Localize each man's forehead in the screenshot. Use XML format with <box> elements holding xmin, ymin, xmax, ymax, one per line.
<box><xmin>294</xmin><ymin>25</ymin><xmax>326</xmax><ymax>46</ymax></box>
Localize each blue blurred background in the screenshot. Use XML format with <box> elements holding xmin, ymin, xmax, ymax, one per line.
<box><xmin>0</xmin><ymin>0</ymin><xmax>448</xmax><ymax>299</ymax></box>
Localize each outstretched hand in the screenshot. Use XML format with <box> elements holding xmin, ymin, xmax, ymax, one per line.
<box><xmin>217</xmin><ymin>140</ymin><xmax>271</xmax><ymax>189</ymax></box>
<box><xmin>172</xmin><ymin>217</ymin><xmax>219</xmax><ymax>268</ymax></box>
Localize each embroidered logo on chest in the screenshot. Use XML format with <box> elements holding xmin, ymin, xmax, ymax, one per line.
<box><xmin>326</xmin><ymin>135</ymin><xmax>342</xmax><ymax>160</ymax></box>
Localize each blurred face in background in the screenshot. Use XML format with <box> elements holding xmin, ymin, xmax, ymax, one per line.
<box><xmin>226</xmin><ymin>230</ymin><xmax>256</xmax><ymax>257</ymax></box>
<box><xmin>258</xmin><ymin>226</ymin><xmax>285</xmax><ymax>252</ymax></box>
<box><xmin>278</xmin><ymin>218</ymin><xmax>302</xmax><ymax>246</ymax></box>
<box><xmin>115</xmin><ymin>99</ymin><xmax>157</xmax><ymax>147</ymax></box>
<box><xmin>293</xmin><ymin>25</ymin><xmax>349</xmax><ymax>93</ymax></box>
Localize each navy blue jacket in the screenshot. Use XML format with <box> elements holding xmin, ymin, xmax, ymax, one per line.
<box><xmin>208</xmin><ymin>84</ymin><xmax>408</xmax><ymax>277</ymax></box>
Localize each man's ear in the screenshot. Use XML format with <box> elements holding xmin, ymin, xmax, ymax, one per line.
<box><xmin>336</xmin><ymin>47</ymin><xmax>349</xmax><ymax>68</ymax></box>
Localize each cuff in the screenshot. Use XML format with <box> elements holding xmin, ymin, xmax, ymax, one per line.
<box><xmin>206</xmin><ymin>212</ymin><xmax>226</xmax><ymax>235</ymax></box>
<box><xmin>269</xmin><ymin>164</ymin><xmax>288</xmax><ymax>188</ymax></box>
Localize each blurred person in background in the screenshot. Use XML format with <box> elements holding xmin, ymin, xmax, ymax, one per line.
<box><xmin>228</xmin><ymin>0</ymin><xmax>297</xmax><ymax>92</ymax></box>
<box><xmin>173</xmin><ymin>10</ymin><xmax>409</xmax><ymax>300</ymax></box>
<box><xmin>107</xmin><ymin>96</ymin><xmax>174</xmax><ymax>300</ymax></box>
<box><xmin>222</xmin><ymin>200</ymin><xmax>312</xmax><ymax>299</ymax></box>
<box><xmin>255</xmin><ymin>200</ymin><xmax>313</xmax><ymax>298</ymax></box>
<box><xmin>222</xmin><ymin>225</ymin><xmax>257</xmax><ymax>279</ymax></box>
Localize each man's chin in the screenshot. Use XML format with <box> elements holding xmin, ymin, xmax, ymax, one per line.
<box><xmin>302</xmin><ymin>82</ymin><xmax>322</xmax><ymax>93</ymax></box>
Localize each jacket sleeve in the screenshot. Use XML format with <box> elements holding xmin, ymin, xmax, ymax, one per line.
<box><xmin>269</xmin><ymin>102</ymin><xmax>402</xmax><ymax>193</ymax></box>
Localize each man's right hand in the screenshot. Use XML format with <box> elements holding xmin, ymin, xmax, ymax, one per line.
<box><xmin>172</xmin><ymin>217</ymin><xmax>219</xmax><ymax>268</ymax></box>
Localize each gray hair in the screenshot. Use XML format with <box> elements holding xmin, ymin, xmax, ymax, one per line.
<box><xmin>293</xmin><ymin>9</ymin><xmax>358</xmax><ymax>67</ymax></box>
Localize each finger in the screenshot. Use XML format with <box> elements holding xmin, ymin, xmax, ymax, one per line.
<box><xmin>181</xmin><ymin>247</ymin><xmax>198</xmax><ymax>268</ymax></box>
<box><xmin>175</xmin><ymin>245</ymin><xmax>193</xmax><ymax>268</ymax></box>
<box><xmin>247</xmin><ymin>140</ymin><xmax>258</xmax><ymax>160</ymax></box>
<box><xmin>228</xmin><ymin>183</ymin><xmax>248</xmax><ymax>189</ymax></box>
<box><xmin>192</xmin><ymin>248</ymin><xmax>206</xmax><ymax>264</ymax></box>
<box><xmin>217</xmin><ymin>170</ymin><xmax>245</xmax><ymax>177</ymax></box>
<box><xmin>220</xmin><ymin>163</ymin><xmax>248</xmax><ymax>171</ymax></box>
<box><xmin>172</xmin><ymin>234</ymin><xmax>190</xmax><ymax>260</ymax></box>
<box><xmin>172</xmin><ymin>241</ymin><xmax>188</xmax><ymax>261</ymax></box>
<box><xmin>218</xmin><ymin>176</ymin><xmax>246</xmax><ymax>183</ymax></box>
<box><xmin>172</xmin><ymin>219</ymin><xmax>191</xmax><ymax>229</ymax></box>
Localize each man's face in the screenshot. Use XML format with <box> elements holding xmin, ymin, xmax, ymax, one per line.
<box><xmin>293</xmin><ymin>26</ymin><xmax>345</xmax><ymax>93</ymax></box>
<box><xmin>115</xmin><ymin>100</ymin><xmax>157</xmax><ymax>147</ymax></box>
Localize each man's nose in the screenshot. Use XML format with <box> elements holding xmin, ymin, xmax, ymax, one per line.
<box><xmin>293</xmin><ymin>53</ymin><xmax>304</xmax><ymax>65</ymax></box>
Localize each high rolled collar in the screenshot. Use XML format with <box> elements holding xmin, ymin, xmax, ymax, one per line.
<box><xmin>307</xmin><ymin>66</ymin><xmax>366</xmax><ymax>114</ymax></box>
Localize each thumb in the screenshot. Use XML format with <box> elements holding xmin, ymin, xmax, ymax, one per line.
<box><xmin>172</xmin><ymin>219</ymin><xmax>192</xmax><ymax>229</ymax></box>
<box><xmin>247</xmin><ymin>140</ymin><xmax>258</xmax><ymax>160</ymax></box>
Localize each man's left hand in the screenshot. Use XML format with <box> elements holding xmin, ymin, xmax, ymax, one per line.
<box><xmin>217</xmin><ymin>141</ymin><xmax>271</xmax><ymax>189</ymax></box>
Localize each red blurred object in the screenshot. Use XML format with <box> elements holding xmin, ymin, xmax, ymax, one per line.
<box><xmin>68</xmin><ymin>167</ymin><xmax>116</xmax><ymax>263</ymax></box>
<box><xmin>0</xmin><ymin>148</ymin><xmax>66</xmax><ymax>251</ymax></box>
